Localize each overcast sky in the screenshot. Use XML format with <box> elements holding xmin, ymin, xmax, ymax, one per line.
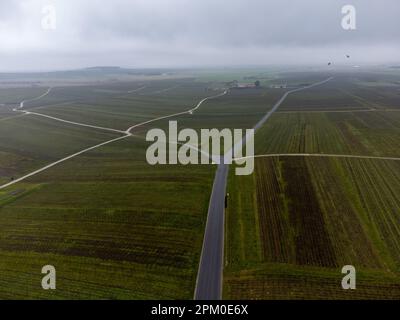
<box><xmin>0</xmin><ymin>0</ymin><xmax>399</xmax><ymax>71</ymax></box>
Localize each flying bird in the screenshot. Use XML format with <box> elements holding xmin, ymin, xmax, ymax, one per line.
<box><xmin>346</xmin><ymin>55</ymin><xmax>351</xmax><ymax>58</ymax></box>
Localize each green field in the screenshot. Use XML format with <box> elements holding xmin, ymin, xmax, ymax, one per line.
<box><xmin>0</xmin><ymin>87</ymin><xmax>49</xmax><ymax>120</ymax></box>
<box><xmin>225</xmin><ymin>156</ymin><xmax>400</xmax><ymax>299</ymax></box>
<box><xmin>0</xmin><ymin>77</ymin><xmax>223</xmax><ymax>299</ymax></box>
<box><xmin>0</xmin><ymin>72</ymin><xmax>278</xmax><ymax>298</ymax></box>
<box><xmin>0</xmin><ymin>135</ymin><xmax>215</xmax><ymax>299</ymax></box>
<box><xmin>255</xmin><ymin>111</ymin><xmax>400</xmax><ymax>157</ymax></box>
<box><xmin>0</xmin><ymin>116</ymin><xmax>119</xmax><ymax>185</ymax></box>
<box><xmin>225</xmin><ymin>72</ymin><xmax>400</xmax><ymax>299</ymax></box>
<box><xmin>1</xmin><ymin>69</ymin><xmax>400</xmax><ymax>299</ymax></box>
<box><xmin>25</xmin><ymin>80</ymin><xmax>214</xmax><ymax>132</ymax></box>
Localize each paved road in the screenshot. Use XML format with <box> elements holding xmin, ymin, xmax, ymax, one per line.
<box><xmin>194</xmin><ymin>77</ymin><xmax>333</xmax><ymax>300</ymax></box>
<box><xmin>234</xmin><ymin>153</ymin><xmax>400</xmax><ymax>162</ymax></box>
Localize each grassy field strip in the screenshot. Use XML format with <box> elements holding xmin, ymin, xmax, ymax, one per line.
<box><xmin>276</xmin><ymin>109</ymin><xmax>400</xmax><ymax>114</ymax></box>
<box><xmin>140</xmin><ymin>85</ymin><xmax>180</xmax><ymax>95</ymax></box>
<box><xmin>22</xmin><ymin>86</ymin><xmax>147</xmax><ymax>111</ymax></box>
<box><xmin>253</xmin><ymin>77</ymin><xmax>334</xmax><ymax>131</ymax></box>
<box><xmin>276</xmin><ymin>109</ymin><xmax>374</xmax><ymax>114</ymax></box>
<box><xmin>1</xmin><ymin>86</ymin><xmax>132</xmax><ymax>189</ymax></box>
<box><xmin>14</xmin><ymin>88</ymin><xmax>126</xmax><ymax>134</ymax></box>
<box><xmin>233</xmin><ymin>153</ymin><xmax>400</xmax><ymax>162</ymax></box>
<box><xmin>26</xmin><ymin>112</ymin><xmax>126</xmax><ymax>134</ymax></box>
<box><xmin>337</xmin><ymin>88</ymin><xmax>380</xmax><ymax>109</ymax></box>
<box><xmin>16</xmin><ymin>87</ymin><xmax>53</xmax><ymax>110</ymax></box>
<box><xmin>127</xmin><ymin>86</ymin><xmax>147</xmax><ymax>94</ymax></box>
<box><xmin>194</xmin><ymin>77</ymin><xmax>334</xmax><ymax>300</ymax></box>
<box><xmin>0</xmin><ymin>114</ymin><xmax>26</xmax><ymax>122</ymax></box>
<box><xmin>277</xmin><ymin>78</ymin><xmax>377</xmax><ymax>112</ymax></box>
<box><xmin>0</xmin><ymin>89</ymin><xmax>228</xmax><ymax>190</ymax></box>
<box><xmin>125</xmin><ymin>90</ymin><xmax>228</xmax><ymax>134</ymax></box>
<box><xmin>26</xmin><ymin>101</ymin><xmax>81</xmax><ymax>112</ymax></box>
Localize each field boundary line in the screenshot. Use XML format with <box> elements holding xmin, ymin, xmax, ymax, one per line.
<box><xmin>12</xmin><ymin>88</ymin><xmax>126</xmax><ymax>134</ymax></box>
<box><xmin>140</xmin><ymin>85</ymin><xmax>180</xmax><ymax>95</ymax></box>
<box><xmin>26</xmin><ymin>111</ymin><xmax>126</xmax><ymax>134</ymax></box>
<box><xmin>233</xmin><ymin>153</ymin><xmax>400</xmax><ymax>162</ymax></box>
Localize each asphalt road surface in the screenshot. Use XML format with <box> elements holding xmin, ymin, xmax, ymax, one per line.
<box><xmin>194</xmin><ymin>162</ymin><xmax>229</xmax><ymax>300</ymax></box>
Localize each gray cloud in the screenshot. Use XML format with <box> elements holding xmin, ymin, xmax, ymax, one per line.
<box><xmin>0</xmin><ymin>0</ymin><xmax>399</xmax><ymax>71</ymax></box>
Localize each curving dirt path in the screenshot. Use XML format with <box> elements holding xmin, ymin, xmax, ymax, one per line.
<box><xmin>0</xmin><ymin>88</ymin><xmax>227</xmax><ymax>190</ymax></box>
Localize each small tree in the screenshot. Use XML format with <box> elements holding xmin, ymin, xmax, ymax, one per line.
<box><xmin>255</xmin><ymin>80</ymin><xmax>261</xmax><ymax>87</ymax></box>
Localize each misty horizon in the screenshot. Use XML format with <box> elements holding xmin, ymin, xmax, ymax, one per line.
<box><xmin>1</xmin><ymin>0</ymin><xmax>399</xmax><ymax>72</ymax></box>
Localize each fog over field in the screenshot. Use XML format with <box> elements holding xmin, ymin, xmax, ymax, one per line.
<box><xmin>0</xmin><ymin>0</ymin><xmax>399</xmax><ymax>70</ymax></box>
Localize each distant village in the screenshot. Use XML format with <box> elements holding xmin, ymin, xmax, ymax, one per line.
<box><xmin>226</xmin><ymin>80</ymin><xmax>288</xmax><ymax>89</ymax></box>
